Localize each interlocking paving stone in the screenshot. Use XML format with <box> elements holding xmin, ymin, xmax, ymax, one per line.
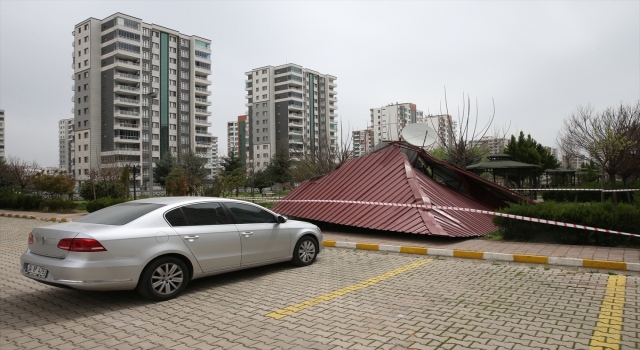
<box><xmin>1</xmin><ymin>216</ymin><xmax>639</xmax><ymax>349</ymax></box>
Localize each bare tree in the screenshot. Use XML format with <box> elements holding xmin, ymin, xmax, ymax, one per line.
<box><xmin>557</xmin><ymin>102</ymin><xmax>640</xmax><ymax>204</ymax></box>
<box><xmin>289</xmin><ymin>122</ymin><xmax>353</xmax><ymax>182</ymax></box>
<box><xmin>5</xmin><ymin>156</ymin><xmax>40</xmax><ymax>193</ymax></box>
<box><xmin>429</xmin><ymin>89</ymin><xmax>496</xmax><ymax>167</ymax></box>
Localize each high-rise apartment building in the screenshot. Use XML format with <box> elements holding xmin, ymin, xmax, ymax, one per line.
<box><xmin>210</xmin><ymin>136</ymin><xmax>219</xmax><ymax>176</ymax></box>
<box><xmin>72</xmin><ymin>13</ymin><xmax>212</xmax><ymax>188</ymax></box>
<box><xmin>244</xmin><ymin>64</ymin><xmax>338</xmax><ymax>169</ymax></box>
<box><xmin>58</xmin><ymin>118</ymin><xmax>75</xmax><ymax>174</ymax></box>
<box><xmin>226</xmin><ymin>116</ymin><xmax>249</xmax><ymax>161</ymax></box>
<box><xmin>0</xmin><ymin>109</ymin><xmax>5</xmax><ymax>160</ymax></box>
<box><xmin>423</xmin><ymin>114</ymin><xmax>456</xmax><ymax>149</ymax></box>
<box><xmin>352</xmin><ymin>128</ymin><xmax>374</xmax><ymax>158</ymax></box>
<box><xmin>370</xmin><ymin>103</ymin><xmax>423</xmax><ymax>145</ymax></box>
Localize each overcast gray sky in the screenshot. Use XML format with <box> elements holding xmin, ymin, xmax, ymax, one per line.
<box><xmin>1</xmin><ymin>0</ymin><xmax>638</xmax><ymax>166</ymax></box>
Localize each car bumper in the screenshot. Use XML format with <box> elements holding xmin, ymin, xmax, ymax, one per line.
<box><xmin>20</xmin><ymin>249</ymin><xmax>140</xmax><ymax>291</ymax></box>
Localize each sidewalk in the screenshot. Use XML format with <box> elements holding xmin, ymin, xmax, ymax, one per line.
<box><xmin>322</xmin><ymin>229</ymin><xmax>640</xmax><ymax>263</ymax></box>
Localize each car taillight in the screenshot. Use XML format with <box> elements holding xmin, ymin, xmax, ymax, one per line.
<box><xmin>28</xmin><ymin>232</ymin><xmax>34</xmax><ymax>244</ymax></box>
<box><xmin>57</xmin><ymin>238</ymin><xmax>107</xmax><ymax>252</ymax></box>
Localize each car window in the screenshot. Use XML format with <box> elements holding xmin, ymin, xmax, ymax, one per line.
<box><xmin>225</xmin><ymin>202</ymin><xmax>277</xmax><ymax>224</ymax></box>
<box><xmin>165</xmin><ymin>208</ymin><xmax>187</xmax><ymax>227</ymax></box>
<box><xmin>75</xmin><ymin>203</ymin><xmax>165</xmax><ymax>225</ymax></box>
<box><xmin>181</xmin><ymin>203</ymin><xmax>231</xmax><ymax>226</ymax></box>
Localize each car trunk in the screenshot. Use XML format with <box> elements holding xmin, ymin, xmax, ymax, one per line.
<box><xmin>28</xmin><ymin>223</ymin><xmax>104</xmax><ymax>259</ymax></box>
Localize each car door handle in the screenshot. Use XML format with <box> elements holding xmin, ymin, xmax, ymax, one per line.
<box><xmin>242</xmin><ymin>232</ymin><xmax>253</xmax><ymax>236</ymax></box>
<box><xmin>183</xmin><ymin>235</ymin><xmax>199</xmax><ymax>241</ymax></box>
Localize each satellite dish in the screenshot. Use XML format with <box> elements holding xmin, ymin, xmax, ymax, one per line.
<box><xmin>401</xmin><ymin>123</ymin><xmax>438</xmax><ymax>148</ymax></box>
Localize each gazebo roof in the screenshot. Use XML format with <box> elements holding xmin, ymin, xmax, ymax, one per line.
<box><xmin>544</xmin><ymin>168</ymin><xmax>579</xmax><ymax>173</ymax></box>
<box><xmin>466</xmin><ymin>157</ymin><xmax>541</xmax><ymax>171</ymax></box>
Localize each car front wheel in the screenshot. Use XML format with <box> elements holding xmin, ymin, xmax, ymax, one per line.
<box><xmin>137</xmin><ymin>257</ymin><xmax>188</xmax><ymax>301</ymax></box>
<box><xmin>291</xmin><ymin>236</ymin><xmax>318</xmax><ymax>266</ymax></box>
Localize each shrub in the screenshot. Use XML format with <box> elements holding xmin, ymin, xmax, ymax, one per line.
<box><xmin>492</xmin><ymin>201</ymin><xmax>640</xmax><ymax>247</ymax></box>
<box><xmin>541</xmin><ymin>190</ymin><xmax>633</xmax><ymax>203</ymax></box>
<box><xmin>0</xmin><ymin>193</ymin><xmax>43</xmax><ymax>211</ymax></box>
<box><xmin>41</xmin><ymin>199</ymin><xmax>77</xmax><ymax>212</ymax></box>
<box><xmin>86</xmin><ymin>197</ymin><xmax>129</xmax><ymax>213</ymax></box>
<box><xmin>79</xmin><ymin>182</ymin><xmax>126</xmax><ymax>201</ymax></box>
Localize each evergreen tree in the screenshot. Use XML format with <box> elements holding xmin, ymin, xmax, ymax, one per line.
<box><xmin>153</xmin><ymin>152</ymin><xmax>177</xmax><ymax>188</ymax></box>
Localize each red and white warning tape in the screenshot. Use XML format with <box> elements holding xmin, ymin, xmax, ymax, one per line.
<box><xmin>511</xmin><ymin>188</ymin><xmax>639</xmax><ymax>192</ymax></box>
<box><xmin>280</xmin><ymin>199</ymin><xmax>639</xmax><ymax>238</ymax></box>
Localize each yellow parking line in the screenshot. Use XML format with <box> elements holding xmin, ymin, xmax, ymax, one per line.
<box><xmin>589</xmin><ymin>275</ymin><xmax>626</xmax><ymax>350</ymax></box>
<box><xmin>265</xmin><ymin>259</ymin><xmax>433</xmax><ymax>320</ymax></box>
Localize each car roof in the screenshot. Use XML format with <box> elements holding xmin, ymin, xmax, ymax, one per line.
<box><xmin>132</xmin><ymin>197</ymin><xmax>243</xmax><ymax>206</ymax></box>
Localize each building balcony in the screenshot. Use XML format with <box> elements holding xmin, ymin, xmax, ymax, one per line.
<box><xmin>101</xmin><ymin>149</ymin><xmax>140</xmax><ymax>157</ymax></box>
<box><xmin>194</xmin><ymin>98</ymin><xmax>211</xmax><ymax>106</ymax></box>
<box><xmin>288</xmin><ymin>103</ymin><xmax>303</xmax><ymax>111</ymax></box>
<box><xmin>194</xmin><ymin>66</ymin><xmax>211</xmax><ymax>75</ymax></box>
<box><xmin>289</xmin><ymin>121</ymin><xmax>303</xmax><ymax>127</ymax></box>
<box><xmin>115</xmin><ymin>109</ymin><xmax>140</xmax><ymax>119</ymax></box>
<box><xmin>112</xmin><ymin>48</ymin><xmax>140</xmax><ymax>61</ymax></box>
<box><xmin>113</xmin><ymin>135</ymin><xmax>140</xmax><ymax>143</ymax></box>
<box><xmin>115</xmin><ymin>97</ymin><xmax>140</xmax><ymax>107</ymax></box>
<box><xmin>329</xmin><ymin>81</ymin><xmax>337</xmax><ymax>88</ymax></box>
<box><xmin>115</xmin><ymin>85</ymin><xmax>140</xmax><ymax>95</ymax></box>
<box><xmin>194</xmin><ymin>87</ymin><xmax>211</xmax><ymax>95</ymax></box>
<box><xmin>195</xmin><ymin>108</ymin><xmax>211</xmax><ymax>116</ymax></box>
<box><xmin>194</xmin><ymin>76</ymin><xmax>212</xmax><ymax>85</ymax></box>
<box><xmin>114</xmin><ymin>72</ymin><xmax>140</xmax><ymax>83</ymax></box>
<box><xmin>196</xmin><ymin>130</ymin><xmax>212</xmax><ymax>136</ymax></box>
<box><xmin>289</xmin><ymin>112</ymin><xmax>303</xmax><ymax>119</ymax></box>
<box><xmin>115</xmin><ymin>122</ymin><xmax>140</xmax><ymax>130</ymax></box>
<box><xmin>195</xmin><ymin>118</ymin><xmax>212</xmax><ymax>127</ymax></box>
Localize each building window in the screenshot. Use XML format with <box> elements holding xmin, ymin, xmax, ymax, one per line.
<box><xmin>152</xmin><ymin>122</ymin><xmax>159</xmax><ymax>128</ymax></box>
<box><xmin>262</xmin><ymin>69</ymin><xmax>267</xmax><ymax>74</ymax></box>
<box><xmin>169</xmin><ymin>58</ymin><xmax>177</xmax><ymax>64</ymax></box>
<box><xmin>84</xmin><ymin>96</ymin><xmax>88</xmax><ymax>102</ymax></box>
<box><xmin>152</xmin><ymin>54</ymin><xmax>159</xmax><ymax>60</ymax></box>
<box><xmin>170</xmin><ymin>113</ymin><xmax>176</xmax><ymax>119</ymax></box>
<box><xmin>83</xmin><ymin>120</ymin><xmax>87</xmax><ymax>126</ymax></box>
<box><xmin>263</xmin><ymin>145</ymin><xmax>268</xmax><ymax>149</ymax></box>
<box><xmin>169</xmin><ymin>69</ymin><xmax>176</xmax><ymax>75</ymax></box>
<box><xmin>152</xmin><ymin>134</ymin><xmax>159</xmax><ymax>140</ymax></box>
<box><xmin>262</xmin><ymin>111</ymin><xmax>267</xmax><ymax>116</ymax></box>
<box><xmin>152</xmin><ymin>65</ymin><xmax>159</xmax><ymax>71</ymax></box>
<box><xmin>263</xmin><ymin>128</ymin><xmax>268</xmax><ymax>132</ymax></box>
<box><xmin>262</xmin><ymin>94</ymin><xmax>267</xmax><ymax>99</ymax></box>
<box><xmin>262</xmin><ymin>103</ymin><xmax>267</xmax><ymax>107</ymax></box>
<box><xmin>153</xmin><ymin>42</ymin><xmax>159</xmax><ymax>49</ymax></box>
<box><xmin>170</xmin><ymin>47</ymin><xmax>177</xmax><ymax>53</ymax></box>
<box><xmin>84</xmin><ymin>83</ymin><xmax>88</xmax><ymax>90</ymax></box>
<box><xmin>263</xmin><ymin>136</ymin><xmax>268</xmax><ymax>141</ymax></box>
<box><xmin>84</xmin><ymin>144</ymin><xmax>88</xmax><ymax>151</ymax></box>
<box><xmin>84</xmin><ymin>132</ymin><xmax>88</xmax><ymax>138</ymax></box>
<box><xmin>153</xmin><ymin>76</ymin><xmax>159</xmax><ymax>83</ymax></box>
<box><xmin>77</xmin><ymin>109</ymin><xmax>81</xmax><ymax>115</ymax></box>
<box><xmin>84</xmin><ymin>157</ymin><xmax>88</xmax><ymax>163</ymax></box>
<box><xmin>256</xmin><ymin>137</ymin><xmax>260</xmax><ymax>142</ymax></box>
<box><xmin>170</xmin><ymin>80</ymin><xmax>177</xmax><ymax>86</ymax></box>
<box><xmin>262</xmin><ymin>78</ymin><xmax>267</xmax><ymax>82</ymax></box>
<box><xmin>262</xmin><ymin>86</ymin><xmax>267</xmax><ymax>91</ymax></box>
<box><xmin>84</xmin><ymin>72</ymin><xmax>88</xmax><ymax>78</ymax></box>
<box><xmin>169</xmin><ymin>102</ymin><xmax>177</xmax><ymax>108</ymax></box>
<box><xmin>84</xmin><ymin>36</ymin><xmax>88</xmax><ymax>42</ymax></box>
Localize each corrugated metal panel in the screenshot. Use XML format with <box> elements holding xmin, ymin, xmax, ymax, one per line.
<box><xmin>273</xmin><ymin>145</ymin><xmax>517</xmax><ymax>237</ymax></box>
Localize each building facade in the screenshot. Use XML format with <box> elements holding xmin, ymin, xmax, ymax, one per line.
<box><xmin>470</xmin><ymin>136</ymin><xmax>508</xmax><ymax>155</ymax></box>
<box><xmin>423</xmin><ymin>114</ymin><xmax>456</xmax><ymax>149</ymax></box>
<box><xmin>352</xmin><ymin>128</ymin><xmax>374</xmax><ymax>158</ymax></box>
<box><xmin>226</xmin><ymin>116</ymin><xmax>249</xmax><ymax>161</ymax></box>
<box><xmin>244</xmin><ymin>63</ymin><xmax>338</xmax><ymax>169</ymax></box>
<box><xmin>58</xmin><ymin>118</ymin><xmax>75</xmax><ymax>174</ymax></box>
<box><xmin>0</xmin><ymin>109</ymin><xmax>4</xmax><ymax>160</ymax></box>
<box><xmin>370</xmin><ymin>103</ymin><xmax>424</xmax><ymax>145</ymax></box>
<box><xmin>210</xmin><ymin>135</ymin><xmax>219</xmax><ymax>176</ymax></box>
<box><xmin>72</xmin><ymin>13</ymin><xmax>212</xmax><ymax>188</ymax></box>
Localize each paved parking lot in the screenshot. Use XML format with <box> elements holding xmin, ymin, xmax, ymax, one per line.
<box><xmin>1</xmin><ymin>216</ymin><xmax>639</xmax><ymax>349</ymax></box>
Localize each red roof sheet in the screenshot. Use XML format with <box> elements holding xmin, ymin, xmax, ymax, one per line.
<box><xmin>273</xmin><ymin>145</ymin><xmax>504</xmax><ymax>237</ymax></box>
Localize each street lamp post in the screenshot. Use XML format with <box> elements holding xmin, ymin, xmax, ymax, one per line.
<box><xmin>132</xmin><ymin>165</ymin><xmax>139</xmax><ymax>200</ymax></box>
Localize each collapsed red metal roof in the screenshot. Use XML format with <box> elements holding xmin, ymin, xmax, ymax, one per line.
<box><xmin>273</xmin><ymin>142</ymin><xmax>533</xmax><ymax>237</ymax></box>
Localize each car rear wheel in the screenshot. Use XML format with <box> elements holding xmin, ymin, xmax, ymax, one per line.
<box><xmin>137</xmin><ymin>257</ymin><xmax>188</xmax><ymax>301</ymax></box>
<box><xmin>291</xmin><ymin>236</ymin><xmax>318</xmax><ymax>266</ymax></box>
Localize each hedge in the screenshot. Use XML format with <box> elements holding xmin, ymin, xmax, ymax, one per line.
<box><xmin>541</xmin><ymin>190</ymin><xmax>634</xmax><ymax>203</ymax></box>
<box><xmin>86</xmin><ymin>197</ymin><xmax>130</xmax><ymax>213</ymax></box>
<box><xmin>41</xmin><ymin>199</ymin><xmax>77</xmax><ymax>212</ymax></box>
<box><xmin>492</xmin><ymin>201</ymin><xmax>640</xmax><ymax>247</ymax></box>
<box><xmin>0</xmin><ymin>194</ymin><xmax>44</xmax><ymax>211</ymax></box>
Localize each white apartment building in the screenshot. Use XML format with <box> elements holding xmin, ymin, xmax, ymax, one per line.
<box><xmin>470</xmin><ymin>136</ymin><xmax>508</xmax><ymax>155</ymax></box>
<box><xmin>58</xmin><ymin>118</ymin><xmax>75</xmax><ymax>174</ymax></box>
<box><xmin>544</xmin><ymin>146</ymin><xmax>558</xmax><ymax>160</ymax></box>
<box><xmin>370</xmin><ymin>103</ymin><xmax>424</xmax><ymax>145</ymax></box>
<box><xmin>352</xmin><ymin>127</ymin><xmax>374</xmax><ymax>158</ymax></box>
<box><xmin>562</xmin><ymin>154</ymin><xmax>591</xmax><ymax>169</ymax></box>
<box><xmin>424</xmin><ymin>114</ymin><xmax>456</xmax><ymax>149</ymax></box>
<box><xmin>72</xmin><ymin>13</ymin><xmax>212</xmax><ymax>188</ymax></box>
<box><xmin>245</xmin><ymin>63</ymin><xmax>338</xmax><ymax>169</ymax></box>
<box><xmin>0</xmin><ymin>109</ymin><xmax>5</xmax><ymax>160</ymax></box>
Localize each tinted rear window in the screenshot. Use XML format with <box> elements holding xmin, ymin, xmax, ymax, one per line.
<box><xmin>75</xmin><ymin>203</ymin><xmax>165</xmax><ymax>225</ymax></box>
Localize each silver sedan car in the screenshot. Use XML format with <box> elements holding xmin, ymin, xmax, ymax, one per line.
<box><xmin>20</xmin><ymin>197</ymin><xmax>322</xmax><ymax>300</ymax></box>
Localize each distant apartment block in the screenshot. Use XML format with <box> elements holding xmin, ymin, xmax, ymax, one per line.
<box><xmin>423</xmin><ymin>114</ymin><xmax>456</xmax><ymax>149</ymax></box>
<box><xmin>562</xmin><ymin>154</ymin><xmax>591</xmax><ymax>169</ymax></box>
<box><xmin>71</xmin><ymin>13</ymin><xmax>213</xmax><ymax>187</ymax></box>
<box><xmin>544</xmin><ymin>146</ymin><xmax>558</xmax><ymax>160</ymax></box>
<box><xmin>210</xmin><ymin>135</ymin><xmax>219</xmax><ymax>175</ymax></box>
<box><xmin>245</xmin><ymin>63</ymin><xmax>338</xmax><ymax>169</ymax></box>
<box><xmin>370</xmin><ymin>103</ymin><xmax>423</xmax><ymax>145</ymax></box>
<box><xmin>0</xmin><ymin>109</ymin><xmax>4</xmax><ymax>160</ymax></box>
<box><xmin>470</xmin><ymin>136</ymin><xmax>507</xmax><ymax>155</ymax></box>
<box><xmin>58</xmin><ymin>118</ymin><xmax>75</xmax><ymax>174</ymax></box>
<box><xmin>352</xmin><ymin>128</ymin><xmax>374</xmax><ymax>158</ymax></box>
<box><xmin>227</xmin><ymin>116</ymin><xmax>249</xmax><ymax>161</ymax></box>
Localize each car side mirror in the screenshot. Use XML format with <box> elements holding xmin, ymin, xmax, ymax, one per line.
<box><xmin>277</xmin><ymin>215</ymin><xmax>287</xmax><ymax>224</ymax></box>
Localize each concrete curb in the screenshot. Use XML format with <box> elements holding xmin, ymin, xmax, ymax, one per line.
<box><xmin>0</xmin><ymin>213</ymin><xmax>70</xmax><ymax>223</ymax></box>
<box><xmin>322</xmin><ymin>240</ymin><xmax>640</xmax><ymax>272</ymax></box>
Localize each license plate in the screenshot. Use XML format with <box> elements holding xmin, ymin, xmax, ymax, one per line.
<box><xmin>25</xmin><ymin>264</ymin><xmax>48</xmax><ymax>278</ymax></box>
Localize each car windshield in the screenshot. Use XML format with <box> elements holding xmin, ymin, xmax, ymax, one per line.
<box><xmin>74</xmin><ymin>203</ymin><xmax>165</xmax><ymax>225</ymax></box>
